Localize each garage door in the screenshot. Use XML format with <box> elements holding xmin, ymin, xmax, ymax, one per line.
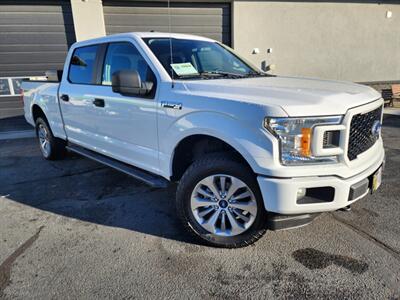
<box><xmin>0</xmin><ymin>1</ymin><xmax>75</xmax><ymax>77</ymax></box>
<box><xmin>103</xmin><ymin>1</ymin><xmax>231</xmax><ymax>45</ymax></box>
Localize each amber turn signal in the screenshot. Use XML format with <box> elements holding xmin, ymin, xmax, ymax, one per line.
<box><xmin>301</xmin><ymin>128</ymin><xmax>312</xmax><ymax>156</ymax></box>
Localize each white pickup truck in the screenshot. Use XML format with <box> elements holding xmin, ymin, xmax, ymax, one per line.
<box><xmin>23</xmin><ymin>32</ymin><xmax>384</xmax><ymax>248</ymax></box>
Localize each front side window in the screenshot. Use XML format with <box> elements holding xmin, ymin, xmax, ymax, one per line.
<box><xmin>102</xmin><ymin>42</ymin><xmax>153</xmax><ymax>86</ymax></box>
<box><xmin>68</xmin><ymin>45</ymin><xmax>99</xmax><ymax>84</ymax></box>
<box><xmin>143</xmin><ymin>38</ymin><xmax>263</xmax><ymax>79</ymax></box>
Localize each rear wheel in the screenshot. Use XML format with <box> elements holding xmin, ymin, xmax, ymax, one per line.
<box><xmin>35</xmin><ymin>117</ymin><xmax>66</xmax><ymax>160</ymax></box>
<box><xmin>176</xmin><ymin>154</ymin><xmax>267</xmax><ymax>248</ymax></box>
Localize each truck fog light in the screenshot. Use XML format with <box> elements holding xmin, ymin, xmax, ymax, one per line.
<box><xmin>297</xmin><ymin>188</ymin><xmax>307</xmax><ymax>200</ymax></box>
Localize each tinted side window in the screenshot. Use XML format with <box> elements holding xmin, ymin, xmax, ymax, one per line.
<box><xmin>102</xmin><ymin>42</ymin><xmax>152</xmax><ymax>85</ymax></box>
<box><xmin>68</xmin><ymin>45</ymin><xmax>99</xmax><ymax>84</ymax></box>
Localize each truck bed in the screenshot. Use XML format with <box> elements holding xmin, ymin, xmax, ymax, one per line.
<box><xmin>22</xmin><ymin>80</ymin><xmax>61</xmax><ymax>130</ymax></box>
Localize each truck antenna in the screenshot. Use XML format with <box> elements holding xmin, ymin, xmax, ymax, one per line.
<box><xmin>168</xmin><ymin>0</ymin><xmax>174</xmax><ymax>88</ymax></box>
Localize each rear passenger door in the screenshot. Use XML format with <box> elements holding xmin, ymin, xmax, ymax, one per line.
<box><xmin>59</xmin><ymin>44</ymin><xmax>104</xmax><ymax>150</ymax></box>
<box><xmin>88</xmin><ymin>41</ymin><xmax>160</xmax><ymax>174</ymax></box>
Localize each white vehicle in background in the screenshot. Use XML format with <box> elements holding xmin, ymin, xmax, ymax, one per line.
<box><xmin>22</xmin><ymin>32</ymin><xmax>384</xmax><ymax>248</ymax></box>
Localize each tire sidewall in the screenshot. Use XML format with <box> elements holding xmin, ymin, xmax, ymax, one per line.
<box><xmin>35</xmin><ymin>118</ymin><xmax>54</xmax><ymax>159</ymax></box>
<box><xmin>177</xmin><ymin>157</ymin><xmax>266</xmax><ymax>247</ymax></box>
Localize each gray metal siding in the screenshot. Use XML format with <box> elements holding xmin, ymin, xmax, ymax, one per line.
<box><xmin>0</xmin><ymin>96</ymin><xmax>23</xmax><ymax>119</ymax></box>
<box><xmin>0</xmin><ymin>1</ymin><xmax>75</xmax><ymax>77</ymax></box>
<box><xmin>103</xmin><ymin>1</ymin><xmax>231</xmax><ymax>45</ymax></box>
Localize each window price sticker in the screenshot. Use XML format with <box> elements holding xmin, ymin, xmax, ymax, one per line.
<box><xmin>171</xmin><ymin>63</ymin><xmax>199</xmax><ymax>76</ymax></box>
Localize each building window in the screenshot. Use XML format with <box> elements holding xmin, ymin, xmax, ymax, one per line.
<box><xmin>12</xmin><ymin>78</ymin><xmax>24</xmax><ymax>95</ymax></box>
<box><xmin>0</xmin><ymin>78</ymin><xmax>11</xmax><ymax>96</ymax></box>
<box><xmin>0</xmin><ymin>77</ymin><xmax>27</xmax><ymax>97</ymax></box>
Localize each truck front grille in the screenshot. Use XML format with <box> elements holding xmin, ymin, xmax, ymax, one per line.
<box><xmin>347</xmin><ymin>106</ymin><xmax>382</xmax><ymax>161</ymax></box>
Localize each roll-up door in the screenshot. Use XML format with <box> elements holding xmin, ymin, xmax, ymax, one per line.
<box><xmin>0</xmin><ymin>1</ymin><xmax>75</xmax><ymax>77</ymax></box>
<box><xmin>103</xmin><ymin>1</ymin><xmax>231</xmax><ymax>45</ymax></box>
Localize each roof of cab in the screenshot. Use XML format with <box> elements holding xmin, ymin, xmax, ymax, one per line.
<box><xmin>72</xmin><ymin>32</ymin><xmax>215</xmax><ymax>48</ymax></box>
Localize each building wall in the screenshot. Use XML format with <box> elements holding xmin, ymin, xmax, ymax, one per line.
<box><xmin>70</xmin><ymin>0</ymin><xmax>106</xmax><ymax>41</ymax></box>
<box><xmin>233</xmin><ymin>1</ymin><xmax>400</xmax><ymax>82</ymax></box>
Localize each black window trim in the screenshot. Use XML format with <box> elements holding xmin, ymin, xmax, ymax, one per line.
<box><xmin>94</xmin><ymin>43</ymin><xmax>108</xmax><ymax>85</ymax></box>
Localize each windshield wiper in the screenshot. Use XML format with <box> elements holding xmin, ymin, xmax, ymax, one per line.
<box><xmin>200</xmin><ymin>71</ymin><xmax>246</xmax><ymax>79</ymax></box>
<box><xmin>176</xmin><ymin>71</ymin><xmax>253</xmax><ymax>80</ymax></box>
<box><xmin>175</xmin><ymin>71</ymin><xmax>243</xmax><ymax>80</ymax></box>
<box><xmin>202</xmin><ymin>71</ymin><xmax>271</xmax><ymax>78</ymax></box>
<box><xmin>246</xmin><ymin>70</ymin><xmax>276</xmax><ymax>78</ymax></box>
<box><xmin>245</xmin><ymin>71</ymin><xmax>269</xmax><ymax>77</ymax></box>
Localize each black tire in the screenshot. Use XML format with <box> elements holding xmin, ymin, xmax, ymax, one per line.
<box><xmin>176</xmin><ymin>154</ymin><xmax>267</xmax><ymax>248</ymax></box>
<box><xmin>35</xmin><ymin>117</ymin><xmax>66</xmax><ymax>160</ymax></box>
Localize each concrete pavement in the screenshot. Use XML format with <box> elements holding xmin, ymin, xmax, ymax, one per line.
<box><xmin>0</xmin><ymin>115</ymin><xmax>399</xmax><ymax>299</ymax></box>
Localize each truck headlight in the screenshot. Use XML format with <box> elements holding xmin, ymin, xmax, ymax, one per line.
<box><xmin>264</xmin><ymin>116</ymin><xmax>342</xmax><ymax>165</ymax></box>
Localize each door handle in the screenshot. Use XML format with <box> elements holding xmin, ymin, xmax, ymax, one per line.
<box><xmin>60</xmin><ymin>94</ymin><xmax>69</xmax><ymax>102</ymax></box>
<box><xmin>93</xmin><ymin>98</ymin><xmax>105</xmax><ymax>107</ymax></box>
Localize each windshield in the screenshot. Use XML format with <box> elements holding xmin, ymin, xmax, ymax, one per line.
<box><xmin>143</xmin><ymin>38</ymin><xmax>264</xmax><ymax>80</ymax></box>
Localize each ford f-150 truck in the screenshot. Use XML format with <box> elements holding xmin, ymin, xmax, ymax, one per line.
<box><xmin>23</xmin><ymin>32</ymin><xmax>384</xmax><ymax>248</ymax></box>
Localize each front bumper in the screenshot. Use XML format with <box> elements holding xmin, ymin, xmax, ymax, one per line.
<box><xmin>257</xmin><ymin>148</ymin><xmax>385</xmax><ymax>215</ymax></box>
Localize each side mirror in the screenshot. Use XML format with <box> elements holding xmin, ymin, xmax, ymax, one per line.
<box><xmin>112</xmin><ymin>70</ymin><xmax>153</xmax><ymax>96</ymax></box>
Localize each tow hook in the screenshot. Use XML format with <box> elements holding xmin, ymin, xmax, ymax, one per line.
<box><xmin>339</xmin><ymin>205</ymin><xmax>352</xmax><ymax>212</ymax></box>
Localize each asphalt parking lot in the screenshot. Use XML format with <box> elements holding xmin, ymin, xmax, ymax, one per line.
<box><xmin>0</xmin><ymin>114</ymin><xmax>399</xmax><ymax>299</ymax></box>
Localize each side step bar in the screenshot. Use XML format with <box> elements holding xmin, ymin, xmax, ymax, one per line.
<box><xmin>66</xmin><ymin>144</ymin><xmax>169</xmax><ymax>188</ymax></box>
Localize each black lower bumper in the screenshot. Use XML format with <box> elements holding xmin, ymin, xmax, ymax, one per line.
<box><xmin>266</xmin><ymin>213</ymin><xmax>320</xmax><ymax>231</ymax></box>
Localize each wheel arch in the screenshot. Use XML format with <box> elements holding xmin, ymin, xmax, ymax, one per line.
<box><xmin>161</xmin><ymin>111</ymin><xmax>275</xmax><ymax>181</ymax></box>
<box><xmin>32</xmin><ymin>104</ymin><xmax>47</xmax><ymax>124</ymax></box>
<box><xmin>170</xmin><ymin>134</ymin><xmax>255</xmax><ymax>181</ymax></box>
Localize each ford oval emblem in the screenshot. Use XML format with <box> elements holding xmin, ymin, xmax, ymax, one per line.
<box><xmin>371</xmin><ymin>120</ymin><xmax>382</xmax><ymax>137</ymax></box>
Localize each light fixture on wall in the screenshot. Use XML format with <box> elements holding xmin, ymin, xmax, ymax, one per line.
<box><xmin>386</xmin><ymin>10</ymin><xmax>393</xmax><ymax>19</ymax></box>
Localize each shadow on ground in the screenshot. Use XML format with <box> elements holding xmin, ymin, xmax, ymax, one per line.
<box><xmin>0</xmin><ymin>139</ymin><xmax>198</xmax><ymax>244</ymax></box>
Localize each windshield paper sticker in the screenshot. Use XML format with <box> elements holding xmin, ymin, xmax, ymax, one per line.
<box><xmin>171</xmin><ymin>63</ymin><xmax>199</xmax><ymax>76</ymax></box>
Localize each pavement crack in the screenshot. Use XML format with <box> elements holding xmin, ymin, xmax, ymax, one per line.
<box><xmin>330</xmin><ymin>213</ymin><xmax>400</xmax><ymax>261</ymax></box>
<box><xmin>0</xmin><ymin>226</ymin><xmax>44</xmax><ymax>295</ymax></box>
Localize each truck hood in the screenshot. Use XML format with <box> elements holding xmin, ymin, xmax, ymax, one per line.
<box><xmin>182</xmin><ymin>76</ymin><xmax>381</xmax><ymax>116</ymax></box>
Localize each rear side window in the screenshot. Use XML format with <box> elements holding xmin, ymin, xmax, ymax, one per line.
<box><xmin>68</xmin><ymin>45</ymin><xmax>99</xmax><ymax>84</ymax></box>
<box><xmin>101</xmin><ymin>42</ymin><xmax>153</xmax><ymax>85</ymax></box>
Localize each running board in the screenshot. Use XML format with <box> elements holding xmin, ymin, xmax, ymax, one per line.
<box><xmin>66</xmin><ymin>144</ymin><xmax>169</xmax><ymax>188</ymax></box>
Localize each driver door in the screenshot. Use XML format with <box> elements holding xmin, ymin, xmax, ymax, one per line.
<box><xmin>88</xmin><ymin>41</ymin><xmax>160</xmax><ymax>174</ymax></box>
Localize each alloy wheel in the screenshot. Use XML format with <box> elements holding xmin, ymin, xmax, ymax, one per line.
<box><xmin>38</xmin><ymin>124</ymin><xmax>51</xmax><ymax>157</ymax></box>
<box><xmin>190</xmin><ymin>174</ymin><xmax>258</xmax><ymax>236</ymax></box>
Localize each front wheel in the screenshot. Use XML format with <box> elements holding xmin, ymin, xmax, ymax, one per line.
<box><xmin>176</xmin><ymin>154</ymin><xmax>267</xmax><ymax>248</ymax></box>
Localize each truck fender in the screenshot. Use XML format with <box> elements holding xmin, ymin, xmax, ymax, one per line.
<box><xmin>159</xmin><ymin>111</ymin><xmax>277</xmax><ymax>177</ymax></box>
